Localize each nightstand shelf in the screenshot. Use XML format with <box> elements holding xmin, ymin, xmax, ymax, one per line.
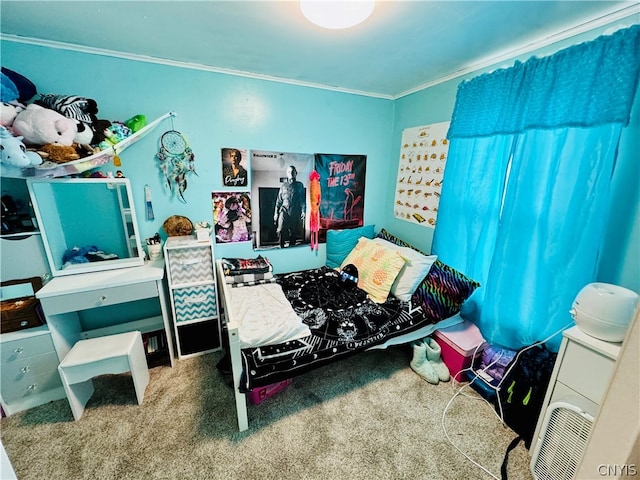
<box><xmin>164</xmin><ymin>236</ymin><xmax>222</xmax><ymax>359</ymax></box>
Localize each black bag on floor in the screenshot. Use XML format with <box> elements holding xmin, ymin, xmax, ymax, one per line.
<box><xmin>494</xmin><ymin>343</ymin><xmax>557</xmax><ymax>480</ymax></box>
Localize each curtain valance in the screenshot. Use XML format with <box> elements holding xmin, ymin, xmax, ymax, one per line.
<box><xmin>448</xmin><ymin>24</ymin><xmax>640</xmax><ymax>138</ymax></box>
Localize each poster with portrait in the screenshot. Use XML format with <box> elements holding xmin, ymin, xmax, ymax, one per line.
<box><xmin>212</xmin><ymin>191</ymin><xmax>252</xmax><ymax>244</ymax></box>
<box><xmin>314</xmin><ymin>154</ymin><xmax>366</xmax><ymax>242</ymax></box>
<box><xmin>250</xmin><ymin>150</ymin><xmax>314</xmax><ymax>249</ymax></box>
<box><xmin>221</xmin><ymin>148</ymin><xmax>249</xmax><ymax>187</ymax></box>
<box><xmin>394</xmin><ymin>122</ymin><xmax>450</xmax><ymax>227</ymax></box>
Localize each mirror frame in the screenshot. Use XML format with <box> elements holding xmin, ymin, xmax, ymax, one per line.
<box><xmin>27</xmin><ymin>177</ymin><xmax>145</xmax><ymax>276</ymax></box>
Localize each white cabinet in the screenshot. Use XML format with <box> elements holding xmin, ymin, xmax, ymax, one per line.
<box><xmin>0</xmin><ymin>325</ymin><xmax>65</xmax><ymax>415</ymax></box>
<box><xmin>164</xmin><ymin>236</ymin><xmax>221</xmax><ymax>359</ymax></box>
<box><xmin>530</xmin><ymin>326</ymin><xmax>621</xmax><ymax>454</ymax></box>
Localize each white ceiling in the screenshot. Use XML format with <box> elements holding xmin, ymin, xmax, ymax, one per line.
<box><xmin>1</xmin><ymin>1</ymin><xmax>638</xmax><ymax>99</ymax></box>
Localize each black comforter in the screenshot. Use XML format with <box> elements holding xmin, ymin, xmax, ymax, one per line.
<box><xmin>239</xmin><ymin>267</ymin><xmax>439</xmax><ymax>391</ymax></box>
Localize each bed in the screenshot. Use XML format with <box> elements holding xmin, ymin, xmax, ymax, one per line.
<box><xmin>216</xmin><ymin>228</ymin><xmax>480</xmax><ymax>431</ymax></box>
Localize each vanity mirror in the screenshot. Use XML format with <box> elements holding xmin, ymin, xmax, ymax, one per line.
<box><xmin>27</xmin><ymin>177</ymin><xmax>144</xmax><ymax>276</ymax></box>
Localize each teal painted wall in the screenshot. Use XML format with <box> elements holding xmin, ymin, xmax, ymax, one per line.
<box><xmin>391</xmin><ymin>18</ymin><xmax>640</xmax><ymax>293</ymax></box>
<box><xmin>2</xmin><ymin>15</ymin><xmax>638</xmax><ymax>291</ymax></box>
<box><xmin>1</xmin><ymin>41</ymin><xmax>393</xmax><ymax>273</ymax></box>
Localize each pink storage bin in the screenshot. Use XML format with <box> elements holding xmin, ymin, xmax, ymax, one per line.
<box><xmin>433</xmin><ymin>319</ymin><xmax>486</xmax><ymax>381</ymax></box>
<box><xmin>248</xmin><ymin>378</ymin><xmax>293</xmax><ymax>405</ymax></box>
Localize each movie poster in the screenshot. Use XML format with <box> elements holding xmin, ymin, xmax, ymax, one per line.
<box><xmin>394</xmin><ymin>122</ymin><xmax>449</xmax><ymax>227</ymax></box>
<box><xmin>250</xmin><ymin>150</ymin><xmax>314</xmax><ymax>249</ymax></box>
<box><xmin>212</xmin><ymin>191</ymin><xmax>252</xmax><ymax>244</ymax></box>
<box><xmin>314</xmin><ymin>154</ymin><xmax>366</xmax><ymax>242</ymax></box>
<box><xmin>221</xmin><ymin>147</ymin><xmax>248</xmax><ymax>187</ymax></box>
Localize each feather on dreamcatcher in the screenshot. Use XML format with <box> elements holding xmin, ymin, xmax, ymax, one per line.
<box><xmin>156</xmin><ymin>122</ymin><xmax>197</xmax><ymax>203</ymax></box>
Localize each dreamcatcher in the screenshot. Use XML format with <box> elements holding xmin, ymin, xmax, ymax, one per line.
<box><xmin>156</xmin><ymin>121</ymin><xmax>197</xmax><ymax>203</ymax></box>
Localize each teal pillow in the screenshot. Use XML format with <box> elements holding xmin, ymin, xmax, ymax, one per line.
<box><xmin>326</xmin><ymin>224</ymin><xmax>375</xmax><ymax>268</ymax></box>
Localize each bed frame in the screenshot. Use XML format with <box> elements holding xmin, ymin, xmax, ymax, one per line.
<box><xmin>215</xmin><ymin>260</ymin><xmax>460</xmax><ymax>432</ymax></box>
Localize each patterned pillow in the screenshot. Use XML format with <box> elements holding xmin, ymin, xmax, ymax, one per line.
<box><xmin>376</xmin><ymin>228</ymin><xmax>480</xmax><ymax>320</ymax></box>
<box><xmin>411</xmin><ymin>259</ymin><xmax>480</xmax><ymax>322</ymax></box>
<box><xmin>326</xmin><ymin>224</ymin><xmax>376</xmax><ymax>268</ymax></box>
<box><xmin>340</xmin><ymin>237</ymin><xmax>406</xmax><ymax>304</ymax></box>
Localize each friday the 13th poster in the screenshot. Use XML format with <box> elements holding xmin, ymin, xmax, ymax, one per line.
<box><xmin>314</xmin><ymin>153</ymin><xmax>366</xmax><ymax>242</ymax></box>
<box><xmin>394</xmin><ymin>122</ymin><xmax>450</xmax><ymax>227</ymax></box>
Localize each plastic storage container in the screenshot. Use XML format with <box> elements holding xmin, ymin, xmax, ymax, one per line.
<box><xmin>433</xmin><ymin>319</ymin><xmax>485</xmax><ymax>381</ymax></box>
<box><xmin>248</xmin><ymin>379</ymin><xmax>293</xmax><ymax>405</ymax></box>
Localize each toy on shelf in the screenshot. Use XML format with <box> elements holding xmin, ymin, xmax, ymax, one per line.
<box><xmin>6</xmin><ymin>111</ymin><xmax>175</xmax><ymax>179</ymax></box>
<box><xmin>12</xmin><ymin>103</ymin><xmax>78</xmax><ymax>146</ymax></box>
<box><xmin>0</xmin><ymin>125</ymin><xmax>42</xmax><ymax>177</ymax></box>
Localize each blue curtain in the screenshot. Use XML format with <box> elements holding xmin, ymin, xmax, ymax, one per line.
<box><xmin>433</xmin><ymin>25</ymin><xmax>640</xmax><ymax>350</ymax></box>
<box><xmin>432</xmin><ymin>135</ymin><xmax>514</xmax><ymax>284</ymax></box>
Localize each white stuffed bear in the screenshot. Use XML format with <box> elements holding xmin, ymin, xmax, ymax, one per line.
<box><xmin>0</xmin><ymin>125</ymin><xmax>42</xmax><ymax>177</ymax></box>
<box><xmin>12</xmin><ymin>103</ymin><xmax>77</xmax><ymax>146</ymax></box>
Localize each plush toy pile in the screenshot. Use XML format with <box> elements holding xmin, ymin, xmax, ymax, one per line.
<box><xmin>0</xmin><ymin>66</ymin><xmax>146</xmax><ymax>177</ymax></box>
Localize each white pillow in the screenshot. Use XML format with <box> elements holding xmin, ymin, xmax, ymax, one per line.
<box><xmin>371</xmin><ymin>237</ymin><xmax>437</xmax><ymax>302</ymax></box>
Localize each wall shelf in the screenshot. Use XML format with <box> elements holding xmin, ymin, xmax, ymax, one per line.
<box><xmin>14</xmin><ymin>111</ymin><xmax>175</xmax><ymax>179</ymax></box>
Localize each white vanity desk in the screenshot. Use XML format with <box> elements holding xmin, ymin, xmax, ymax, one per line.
<box><xmin>36</xmin><ymin>260</ymin><xmax>175</xmax><ymax>367</ymax></box>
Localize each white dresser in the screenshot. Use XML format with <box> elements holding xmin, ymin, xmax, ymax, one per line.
<box><xmin>0</xmin><ymin>325</ymin><xmax>65</xmax><ymax>415</ymax></box>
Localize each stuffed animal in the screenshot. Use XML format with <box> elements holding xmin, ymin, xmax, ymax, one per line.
<box><xmin>90</xmin><ymin>119</ymin><xmax>112</xmax><ymax>146</ymax></box>
<box><xmin>95</xmin><ymin>121</ymin><xmax>132</xmax><ymax>152</ymax></box>
<box><xmin>0</xmin><ymin>126</ymin><xmax>42</xmax><ymax>177</ymax></box>
<box><xmin>104</xmin><ymin>122</ymin><xmax>132</xmax><ymax>144</ymax></box>
<box><xmin>35</xmin><ymin>94</ymin><xmax>98</xmax><ymax>124</ymax></box>
<box><xmin>37</xmin><ymin>143</ymin><xmax>80</xmax><ymax>164</ymax></box>
<box><xmin>1</xmin><ymin>68</ymin><xmax>37</xmax><ymax>103</ymax></box>
<box><xmin>35</xmin><ymin>94</ymin><xmax>100</xmax><ymax>146</ymax></box>
<box><xmin>12</xmin><ymin>103</ymin><xmax>77</xmax><ymax>146</ymax></box>
<box><xmin>73</xmin><ymin>121</ymin><xmax>94</xmax><ymax>145</ymax></box>
<box><xmin>125</xmin><ymin>114</ymin><xmax>146</xmax><ymax>133</ymax></box>
<box><xmin>0</xmin><ymin>102</ymin><xmax>25</xmax><ymax>130</ymax></box>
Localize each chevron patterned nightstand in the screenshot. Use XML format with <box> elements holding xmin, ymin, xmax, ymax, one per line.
<box><xmin>164</xmin><ymin>236</ymin><xmax>222</xmax><ymax>359</ymax></box>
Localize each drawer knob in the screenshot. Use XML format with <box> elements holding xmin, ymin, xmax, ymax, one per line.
<box><xmin>14</xmin><ymin>347</ymin><xmax>24</xmax><ymax>355</ymax></box>
<box><xmin>21</xmin><ymin>366</ymin><xmax>30</xmax><ymax>374</ymax></box>
<box><xmin>27</xmin><ymin>383</ymin><xmax>38</xmax><ymax>391</ymax></box>
<box><xmin>99</xmin><ymin>295</ymin><xmax>107</xmax><ymax>303</ymax></box>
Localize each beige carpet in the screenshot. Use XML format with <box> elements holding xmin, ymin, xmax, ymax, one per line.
<box><xmin>1</xmin><ymin>347</ymin><xmax>534</xmax><ymax>480</ymax></box>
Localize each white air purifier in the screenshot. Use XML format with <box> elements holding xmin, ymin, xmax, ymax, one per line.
<box><xmin>570</xmin><ymin>283</ymin><xmax>639</xmax><ymax>342</ymax></box>
<box><xmin>530</xmin><ymin>401</ymin><xmax>594</xmax><ymax>480</ymax></box>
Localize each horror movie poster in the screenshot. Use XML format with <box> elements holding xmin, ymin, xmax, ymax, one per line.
<box><xmin>250</xmin><ymin>150</ymin><xmax>314</xmax><ymax>250</ymax></box>
<box><xmin>314</xmin><ymin>154</ymin><xmax>366</xmax><ymax>242</ymax></box>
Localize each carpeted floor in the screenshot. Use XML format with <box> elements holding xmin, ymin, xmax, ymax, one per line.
<box><xmin>1</xmin><ymin>347</ymin><xmax>534</xmax><ymax>480</ymax></box>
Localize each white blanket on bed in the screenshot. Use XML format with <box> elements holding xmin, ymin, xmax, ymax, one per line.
<box><xmin>229</xmin><ymin>282</ymin><xmax>311</xmax><ymax>348</ymax></box>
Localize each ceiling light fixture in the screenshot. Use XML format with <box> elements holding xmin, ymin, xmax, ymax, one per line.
<box><xmin>300</xmin><ymin>1</ymin><xmax>375</xmax><ymax>30</ymax></box>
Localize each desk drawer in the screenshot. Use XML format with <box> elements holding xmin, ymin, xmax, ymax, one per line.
<box><xmin>39</xmin><ymin>281</ymin><xmax>158</xmax><ymax>315</ymax></box>
<box><xmin>1</xmin><ymin>352</ymin><xmax>62</xmax><ymax>402</ymax></box>
<box><xmin>557</xmin><ymin>340</ymin><xmax>616</xmax><ymax>405</ymax></box>
<box><xmin>1</xmin><ymin>332</ymin><xmax>56</xmax><ymax>364</ymax></box>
